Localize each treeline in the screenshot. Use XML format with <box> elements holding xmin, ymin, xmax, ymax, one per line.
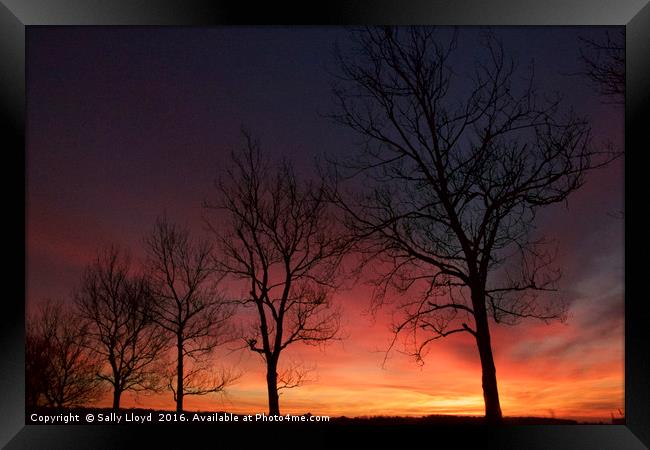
<box><xmin>27</xmin><ymin>132</ymin><xmax>349</xmax><ymax>415</ymax></box>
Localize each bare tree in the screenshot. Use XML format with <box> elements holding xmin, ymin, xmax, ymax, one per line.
<box><xmin>145</xmin><ymin>216</ymin><xmax>237</xmax><ymax>412</ymax></box>
<box><xmin>329</xmin><ymin>27</ymin><xmax>619</xmax><ymax>422</ymax></box>
<box><xmin>204</xmin><ymin>131</ymin><xmax>347</xmax><ymax>415</ymax></box>
<box><xmin>579</xmin><ymin>29</ymin><xmax>625</xmax><ymax>103</ymax></box>
<box><xmin>26</xmin><ymin>299</ymin><xmax>104</xmax><ymax>408</ymax></box>
<box><xmin>75</xmin><ymin>246</ymin><xmax>168</xmax><ymax>410</ymax></box>
<box><xmin>26</xmin><ymin>313</ymin><xmax>50</xmax><ymax>409</ymax></box>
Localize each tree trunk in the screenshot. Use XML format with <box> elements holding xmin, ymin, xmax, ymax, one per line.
<box><xmin>176</xmin><ymin>335</ymin><xmax>184</xmax><ymax>412</ymax></box>
<box><xmin>472</xmin><ymin>288</ymin><xmax>503</xmax><ymax>423</ymax></box>
<box><xmin>112</xmin><ymin>388</ymin><xmax>121</xmax><ymax>411</ymax></box>
<box><xmin>266</xmin><ymin>358</ymin><xmax>280</xmax><ymax>415</ymax></box>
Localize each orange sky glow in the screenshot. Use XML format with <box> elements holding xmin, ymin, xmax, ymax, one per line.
<box><xmin>90</xmin><ymin>283</ymin><xmax>624</xmax><ymax>421</ymax></box>
<box><xmin>26</xmin><ymin>148</ymin><xmax>624</xmax><ymax>423</ymax></box>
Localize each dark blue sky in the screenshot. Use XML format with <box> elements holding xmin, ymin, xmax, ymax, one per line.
<box><xmin>27</xmin><ymin>26</ymin><xmax>622</xmax><ymax>306</ymax></box>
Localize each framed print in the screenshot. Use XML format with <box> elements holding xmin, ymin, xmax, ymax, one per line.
<box><xmin>2</xmin><ymin>1</ymin><xmax>647</xmax><ymax>449</ymax></box>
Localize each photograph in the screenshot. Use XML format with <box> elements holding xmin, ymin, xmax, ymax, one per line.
<box><xmin>3</xmin><ymin>2</ymin><xmax>648</xmax><ymax>448</ymax></box>
<box><xmin>24</xmin><ymin>25</ymin><xmax>625</xmax><ymax>427</ymax></box>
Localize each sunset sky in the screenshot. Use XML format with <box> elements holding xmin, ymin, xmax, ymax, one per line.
<box><xmin>26</xmin><ymin>27</ymin><xmax>624</xmax><ymax>422</ymax></box>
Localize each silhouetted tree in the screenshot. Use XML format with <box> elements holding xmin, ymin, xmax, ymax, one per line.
<box><xmin>579</xmin><ymin>29</ymin><xmax>624</xmax><ymax>103</ymax></box>
<box><xmin>75</xmin><ymin>246</ymin><xmax>168</xmax><ymax>410</ymax></box>
<box><xmin>205</xmin><ymin>131</ymin><xmax>347</xmax><ymax>415</ymax></box>
<box><xmin>145</xmin><ymin>216</ymin><xmax>237</xmax><ymax>412</ymax></box>
<box><xmin>26</xmin><ymin>313</ymin><xmax>50</xmax><ymax>409</ymax></box>
<box><xmin>329</xmin><ymin>27</ymin><xmax>619</xmax><ymax>422</ymax></box>
<box><xmin>26</xmin><ymin>299</ymin><xmax>104</xmax><ymax>408</ymax></box>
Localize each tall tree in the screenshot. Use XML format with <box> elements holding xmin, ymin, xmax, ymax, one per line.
<box><xmin>329</xmin><ymin>27</ymin><xmax>619</xmax><ymax>422</ymax></box>
<box><xmin>145</xmin><ymin>216</ymin><xmax>237</xmax><ymax>412</ymax></box>
<box><xmin>26</xmin><ymin>299</ymin><xmax>104</xmax><ymax>408</ymax></box>
<box><xmin>75</xmin><ymin>246</ymin><xmax>168</xmax><ymax>410</ymax></box>
<box><xmin>205</xmin><ymin>131</ymin><xmax>347</xmax><ymax>415</ymax></box>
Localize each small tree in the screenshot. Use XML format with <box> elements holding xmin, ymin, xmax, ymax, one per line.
<box><xmin>145</xmin><ymin>216</ymin><xmax>237</xmax><ymax>412</ymax></box>
<box><xmin>26</xmin><ymin>314</ymin><xmax>50</xmax><ymax>409</ymax></box>
<box><xmin>26</xmin><ymin>299</ymin><xmax>104</xmax><ymax>408</ymax></box>
<box><xmin>205</xmin><ymin>131</ymin><xmax>347</xmax><ymax>415</ymax></box>
<box><xmin>75</xmin><ymin>246</ymin><xmax>168</xmax><ymax>410</ymax></box>
<box><xmin>329</xmin><ymin>27</ymin><xmax>619</xmax><ymax>422</ymax></box>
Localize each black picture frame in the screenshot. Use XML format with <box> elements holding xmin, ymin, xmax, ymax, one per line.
<box><xmin>2</xmin><ymin>1</ymin><xmax>647</xmax><ymax>448</ymax></box>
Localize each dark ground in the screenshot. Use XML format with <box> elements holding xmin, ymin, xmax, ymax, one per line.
<box><xmin>11</xmin><ymin>407</ymin><xmax>632</xmax><ymax>450</ymax></box>
<box><xmin>26</xmin><ymin>406</ymin><xmax>614</xmax><ymax>425</ymax></box>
